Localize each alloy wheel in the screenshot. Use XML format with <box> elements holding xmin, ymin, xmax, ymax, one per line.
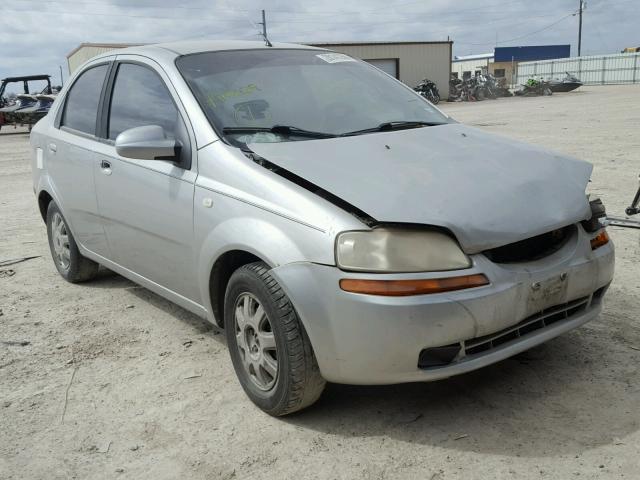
<box><xmin>233</xmin><ymin>292</ymin><xmax>278</xmax><ymax>391</ymax></box>
<box><xmin>51</xmin><ymin>212</ymin><xmax>71</xmax><ymax>270</ymax></box>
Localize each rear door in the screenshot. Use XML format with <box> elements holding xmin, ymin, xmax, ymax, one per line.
<box><xmin>91</xmin><ymin>57</ymin><xmax>199</xmax><ymax>302</ymax></box>
<box><xmin>49</xmin><ymin>60</ymin><xmax>112</xmax><ymax>257</ymax></box>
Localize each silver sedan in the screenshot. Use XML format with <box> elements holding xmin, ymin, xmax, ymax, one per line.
<box><xmin>30</xmin><ymin>41</ymin><xmax>614</xmax><ymax>415</ymax></box>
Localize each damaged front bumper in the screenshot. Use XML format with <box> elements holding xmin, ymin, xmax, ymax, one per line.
<box><xmin>270</xmin><ymin>226</ymin><xmax>614</xmax><ymax>385</ymax></box>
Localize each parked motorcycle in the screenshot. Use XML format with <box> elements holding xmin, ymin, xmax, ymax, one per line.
<box><xmin>515</xmin><ymin>78</ymin><xmax>553</xmax><ymax>97</ymax></box>
<box><xmin>449</xmin><ymin>73</ymin><xmax>507</xmax><ymax>102</ymax></box>
<box><xmin>449</xmin><ymin>76</ymin><xmax>463</xmax><ymax>101</ymax></box>
<box><xmin>414</xmin><ymin>78</ymin><xmax>440</xmax><ymax>104</ymax></box>
<box><xmin>494</xmin><ymin>77</ymin><xmax>513</xmax><ymax>97</ymax></box>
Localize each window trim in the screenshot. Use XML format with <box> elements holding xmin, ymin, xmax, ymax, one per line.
<box><xmin>55</xmin><ymin>61</ymin><xmax>114</xmax><ymax>139</ymax></box>
<box><xmin>100</xmin><ymin>59</ymin><xmax>192</xmax><ymax>169</ymax></box>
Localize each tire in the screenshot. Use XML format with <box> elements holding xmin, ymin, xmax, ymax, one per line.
<box><xmin>46</xmin><ymin>202</ymin><xmax>99</xmax><ymax>283</ymax></box>
<box><xmin>224</xmin><ymin>262</ymin><xmax>326</xmax><ymax>416</ymax></box>
<box><xmin>430</xmin><ymin>91</ymin><xmax>440</xmax><ymax>105</ymax></box>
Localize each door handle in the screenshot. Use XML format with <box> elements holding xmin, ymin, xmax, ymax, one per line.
<box><xmin>100</xmin><ymin>160</ymin><xmax>112</xmax><ymax>176</ymax></box>
<box><xmin>48</xmin><ymin>143</ymin><xmax>57</xmax><ymax>153</ymax></box>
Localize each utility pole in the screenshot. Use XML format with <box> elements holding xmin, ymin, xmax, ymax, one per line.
<box><xmin>578</xmin><ymin>0</ymin><xmax>584</xmax><ymax>56</ymax></box>
<box><xmin>258</xmin><ymin>9</ymin><xmax>272</xmax><ymax>47</ymax></box>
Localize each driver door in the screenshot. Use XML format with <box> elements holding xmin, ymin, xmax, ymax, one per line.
<box><xmin>92</xmin><ymin>57</ymin><xmax>200</xmax><ymax>303</ymax></box>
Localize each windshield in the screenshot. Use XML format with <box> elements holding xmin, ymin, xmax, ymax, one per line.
<box><xmin>176</xmin><ymin>49</ymin><xmax>450</xmax><ymax>146</ymax></box>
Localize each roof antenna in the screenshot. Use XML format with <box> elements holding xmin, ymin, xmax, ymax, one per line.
<box><xmin>258</xmin><ymin>9</ymin><xmax>272</xmax><ymax>47</ymax></box>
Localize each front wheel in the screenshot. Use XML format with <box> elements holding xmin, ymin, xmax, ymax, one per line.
<box><xmin>224</xmin><ymin>262</ymin><xmax>326</xmax><ymax>416</ymax></box>
<box><xmin>429</xmin><ymin>90</ymin><xmax>440</xmax><ymax>104</ymax></box>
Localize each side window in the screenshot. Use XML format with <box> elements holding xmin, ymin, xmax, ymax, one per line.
<box><xmin>108</xmin><ymin>63</ymin><xmax>180</xmax><ymax>140</ymax></box>
<box><xmin>61</xmin><ymin>64</ymin><xmax>108</xmax><ymax>134</ymax></box>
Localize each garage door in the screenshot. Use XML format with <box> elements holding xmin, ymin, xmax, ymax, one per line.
<box><xmin>364</xmin><ymin>59</ymin><xmax>398</xmax><ymax>79</ymax></box>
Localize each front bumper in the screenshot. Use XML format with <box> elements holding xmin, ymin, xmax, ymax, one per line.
<box><xmin>270</xmin><ymin>228</ymin><xmax>614</xmax><ymax>385</ymax></box>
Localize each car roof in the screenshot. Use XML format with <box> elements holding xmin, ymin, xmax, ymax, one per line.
<box><xmin>112</xmin><ymin>40</ymin><xmax>328</xmax><ymax>58</ymax></box>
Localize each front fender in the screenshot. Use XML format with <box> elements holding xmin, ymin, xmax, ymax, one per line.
<box><xmin>196</xmin><ymin>214</ymin><xmax>333</xmax><ymax>324</ymax></box>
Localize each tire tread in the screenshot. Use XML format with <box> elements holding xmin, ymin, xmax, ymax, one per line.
<box><xmin>231</xmin><ymin>262</ymin><xmax>325</xmax><ymax>415</ymax></box>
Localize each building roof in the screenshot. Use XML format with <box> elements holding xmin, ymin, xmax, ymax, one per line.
<box><xmin>66</xmin><ymin>42</ymin><xmax>145</xmax><ymax>59</ymax></box>
<box><xmin>309</xmin><ymin>40</ymin><xmax>452</xmax><ymax>46</ymax></box>
<box><xmin>452</xmin><ymin>53</ymin><xmax>494</xmax><ymax>62</ymax></box>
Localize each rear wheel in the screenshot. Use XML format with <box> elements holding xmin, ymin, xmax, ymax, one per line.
<box><xmin>224</xmin><ymin>262</ymin><xmax>325</xmax><ymax>416</ymax></box>
<box><xmin>46</xmin><ymin>202</ymin><xmax>99</xmax><ymax>283</ymax></box>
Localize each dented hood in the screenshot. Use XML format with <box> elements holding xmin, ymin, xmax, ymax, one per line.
<box><xmin>250</xmin><ymin>124</ymin><xmax>593</xmax><ymax>252</ymax></box>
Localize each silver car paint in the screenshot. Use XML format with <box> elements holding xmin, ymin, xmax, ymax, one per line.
<box><xmin>31</xmin><ymin>41</ymin><xmax>614</xmax><ymax>385</ymax></box>
<box><xmin>271</xmin><ymin>227</ymin><xmax>614</xmax><ymax>383</ymax></box>
<box><xmin>250</xmin><ymin>125</ymin><xmax>593</xmax><ymax>253</ymax></box>
<box><xmin>90</xmin><ymin>53</ymin><xmax>201</xmax><ymax>302</ymax></box>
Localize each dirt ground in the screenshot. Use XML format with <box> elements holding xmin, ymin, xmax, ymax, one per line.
<box><xmin>1</xmin><ymin>85</ymin><xmax>640</xmax><ymax>480</ymax></box>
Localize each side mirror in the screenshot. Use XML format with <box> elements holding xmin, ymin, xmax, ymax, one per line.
<box><xmin>115</xmin><ymin>125</ymin><xmax>181</xmax><ymax>161</ymax></box>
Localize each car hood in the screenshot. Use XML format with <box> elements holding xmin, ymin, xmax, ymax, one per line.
<box><xmin>250</xmin><ymin>123</ymin><xmax>593</xmax><ymax>253</ymax></box>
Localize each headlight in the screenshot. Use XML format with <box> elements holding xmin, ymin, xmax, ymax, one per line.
<box><xmin>336</xmin><ymin>228</ymin><xmax>471</xmax><ymax>273</ymax></box>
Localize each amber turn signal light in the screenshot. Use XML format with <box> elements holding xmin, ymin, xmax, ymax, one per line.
<box><xmin>339</xmin><ymin>274</ymin><xmax>490</xmax><ymax>296</ymax></box>
<box><xmin>590</xmin><ymin>230</ymin><xmax>610</xmax><ymax>250</ymax></box>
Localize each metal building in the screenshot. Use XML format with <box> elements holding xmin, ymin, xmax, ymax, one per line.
<box><xmin>308</xmin><ymin>41</ymin><xmax>452</xmax><ymax>95</ymax></box>
<box><xmin>66</xmin><ymin>40</ymin><xmax>452</xmax><ymax>94</ymax></box>
<box><xmin>451</xmin><ymin>53</ymin><xmax>494</xmax><ymax>79</ymax></box>
<box><xmin>66</xmin><ymin>43</ymin><xmax>144</xmax><ymax>74</ymax></box>
<box><xmin>490</xmin><ymin>45</ymin><xmax>571</xmax><ymax>86</ymax></box>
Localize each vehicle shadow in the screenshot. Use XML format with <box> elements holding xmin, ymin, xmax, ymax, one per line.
<box><xmin>285</xmin><ymin>331</ymin><xmax>639</xmax><ymax>458</ymax></box>
<box><xmin>82</xmin><ymin>271</ymin><xmax>637</xmax><ymax>458</ymax></box>
<box><xmin>85</xmin><ymin>268</ymin><xmax>224</xmax><ymax>342</ymax></box>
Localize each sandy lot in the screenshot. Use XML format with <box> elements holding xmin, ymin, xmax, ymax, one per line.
<box><xmin>1</xmin><ymin>85</ymin><xmax>639</xmax><ymax>480</ymax></box>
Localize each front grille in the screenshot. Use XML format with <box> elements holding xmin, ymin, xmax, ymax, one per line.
<box><xmin>483</xmin><ymin>225</ymin><xmax>575</xmax><ymax>263</ymax></box>
<box><xmin>418</xmin><ymin>295</ymin><xmax>590</xmax><ymax>369</ymax></box>
<box><xmin>464</xmin><ymin>296</ymin><xmax>589</xmax><ymax>357</ymax></box>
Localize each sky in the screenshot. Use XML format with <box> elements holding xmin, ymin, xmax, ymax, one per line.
<box><xmin>1</xmin><ymin>0</ymin><xmax>638</xmax><ymax>88</ymax></box>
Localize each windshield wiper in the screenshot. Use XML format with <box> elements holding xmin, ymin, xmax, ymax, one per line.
<box><xmin>222</xmin><ymin>125</ymin><xmax>337</xmax><ymax>139</ymax></box>
<box><xmin>340</xmin><ymin>121</ymin><xmax>446</xmax><ymax>137</ymax></box>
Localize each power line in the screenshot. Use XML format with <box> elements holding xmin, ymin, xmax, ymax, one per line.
<box><xmin>11</xmin><ymin>0</ymin><xmax>579</xmax><ymax>17</ymax></box>
<box><xmin>3</xmin><ymin>5</ymin><xmax>565</xmax><ymax>27</ymax></box>
<box><xmin>266</xmin><ymin>12</ymin><xmax>560</xmax><ymax>26</ymax></box>
<box><xmin>455</xmin><ymin>12</ymin><xmax>576</xmax><ymax>46</ymax></box>
<box><xmin>11</xmin><ymin>0</ymin><xmax>567</xmax><ymax>20</ymax></box>
<box><xmin>14</xmin><ymin>0</ymin><xmax>520</xmax><ymax>14</ymax></box>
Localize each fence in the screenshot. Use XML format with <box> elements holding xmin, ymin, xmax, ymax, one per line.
<box><xmin>515</xmin><ymin>52</ymin><xmax>640</xmax><ymax>85</ymax></box>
